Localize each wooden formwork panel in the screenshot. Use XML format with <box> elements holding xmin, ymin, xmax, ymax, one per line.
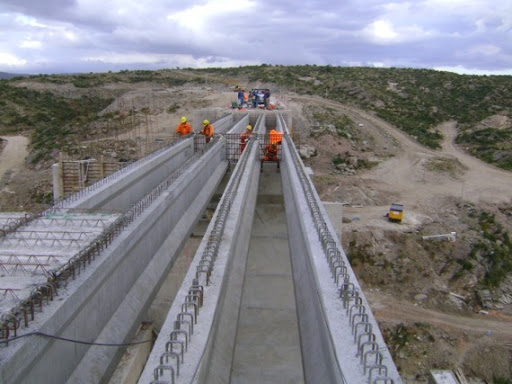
<box><xmin>61</xmin><ymin>158</ymin><xmax>125</xmax><ymax>193</ymax></box>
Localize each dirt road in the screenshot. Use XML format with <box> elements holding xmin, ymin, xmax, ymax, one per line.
<box><xmin>342</xmin><ymin>106</ymin><xmax>512</xmax><ymax>207</ymax></box>
<box><xmin>367</xmin><ymin>289</ymin><xmax>512</xmax><ymax>339</ymax></box>
<box><xmin>438</xmin><ymin>121</ymin><xmax>512</xmax><ymax>204</ymax></box>
<box><xmin>0</xmin><ymin>136</ymin><xmax>28</xmax><ymax>182</ymax></box>
<box><xmin>291</xmin><ymin>95</ymin><xmax>512</xmax><ymax>233</ymax></box>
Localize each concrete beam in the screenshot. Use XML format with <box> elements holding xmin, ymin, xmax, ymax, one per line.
<box><xmin>138</xmin><ymin>139</ymin><xmax>261</xmax><ymax>384</ymax></box>
<box><xmin>280</xmin><ymin>137</ymin><xmax>346</xmax><ymax>383</ymax></box>
<box><xmin>0</xmin><ymin>141</ymin><xmax>228</xmax><ymax>384</ymax></box>
<box><xmin>278</xmin><ymin>111</ymin><xmax>402</xmax><ymax>383</ymax></box>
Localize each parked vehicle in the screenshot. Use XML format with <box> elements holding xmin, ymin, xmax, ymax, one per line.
<box><xmin>388</xmin><ymin>203</ymin><xmax>403</xmax><ymax>223</ymax></box>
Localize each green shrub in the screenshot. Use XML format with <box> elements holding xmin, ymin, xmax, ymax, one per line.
<box><xmin>332</xmin><ymin>154</ymin><xmax>344</xmax><ymax>165</ymax></box>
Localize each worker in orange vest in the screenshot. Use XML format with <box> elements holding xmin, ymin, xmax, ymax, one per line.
<box><xmin>240</xmin><ymin>125</ymin><xmax>252</xmax><ymax>153</ymax></box>
<box><xmin>176</xmin><ymin>116</ymin><xmax>193</xmax><ymax>137</ymax></box>
<box><xmin>201</xmin><ymin>119</ymin><xmax>214</xmax><ymax>143</ymax></box>
<box><xmin>262</xmin><ymin>142</ymin><xmax>279</xmax><ymax>162</ymax></box>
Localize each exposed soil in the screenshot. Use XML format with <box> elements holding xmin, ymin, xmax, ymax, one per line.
<box><xmin>0</xmin><ymin>135</ymin><xmax>51</xmax><ymax>212</ymax></box>
<box><xmin>1</xmin><ymin>86</ymin><xmax>511</xmax><ymax>382</ymax></box>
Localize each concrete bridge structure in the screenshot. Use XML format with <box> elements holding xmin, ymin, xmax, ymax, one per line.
<box><xmin>0</xmin><ymin>112</ymin><xmax>402</xmax><ymax>384</ymax></box>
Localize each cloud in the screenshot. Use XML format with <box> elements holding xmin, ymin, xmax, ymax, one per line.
<box><xmin>0</xmin><ymin>0</ymin><xmax>511</xmax><ymax>74</ymax></box>
<box><xmin>20</xmin><ymin>40</ymin><xmax>43</xmax><ymax>49</ymax></box>
<box><xmin>435</xmin><ymin>65</ymin><xmax>512</xmax><ymax>76</ymax></box>
<box><xmin>0</xmin><ymin>52</ymin><xmax>27</xmax><ymax>67</ymax></box>
<box><xmin>467</xmin><ymin>44</ymin><xmax>502</xmax><ymax>57</ymax></box>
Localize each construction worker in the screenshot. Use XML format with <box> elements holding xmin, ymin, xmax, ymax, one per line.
<box><xmin>263</xmin><ymin>89</ymin><xmax>270</xmax><ymax>109</ymax></box>
<box><xmin>262</xmin><ymin>142</ymin><xmax>279</xmax><ymax>162</ymax></box>
<box><xmin>240</xmin><ymin>124</ymin><xmax>252</xmax><ymax>153</ymax></box>
<box><xmin>251</xmin><ymin>90</ymin><xmax>257</xmax><ymax>108</ymax></box>
<box><xmin>201</xmin><ymin>119</ymin><xmax>214</xmax><ymax>143</ymax></box>
<box><xmin>176</xmin><ymin>116</ymin><xmax>193</xmax><ymax>137</ymax></box>
<box><xmin>237</xmin><ymin>89</ymin><xmax>245</xmax><ymax>108</ymax></box>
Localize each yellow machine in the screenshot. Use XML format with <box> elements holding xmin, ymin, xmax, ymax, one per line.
<box><xmin>388</xmin><ymin>203</ymin><xmax>404</xmax><ymax>223</ymax></box>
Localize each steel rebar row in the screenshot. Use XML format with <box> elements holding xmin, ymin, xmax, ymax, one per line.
<box><xmin>30</xmin><ymin>216</ymin><xmax>113</xmax><ymax>228</ymax></box>
<box><xmin>0</xmin><ymin>214</ymin><xmax>36</xmax><ymax>241</ymax></box>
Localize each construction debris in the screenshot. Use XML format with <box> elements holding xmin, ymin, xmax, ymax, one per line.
<box><xmin>422</xmin><ymin>232</ymin><xmax>456</xmax><ymax>242</ymax></box>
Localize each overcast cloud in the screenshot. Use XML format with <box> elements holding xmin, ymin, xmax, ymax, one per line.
<box><xmin>1</xmin><ymin>0</ymin><xmax>511</xmax><ymax>75</ymax></box>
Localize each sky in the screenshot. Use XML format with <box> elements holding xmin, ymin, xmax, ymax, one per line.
<box><xmin>0</xmin><ymin>0</ymin><xmax>511</xmax><ymax>75</ymax></box>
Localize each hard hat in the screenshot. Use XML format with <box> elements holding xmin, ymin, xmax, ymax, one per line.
<box><xmin>203</xmin><ymin>119</ymin><xmax>209</xmax><ymax>125</ymax></box>
<box><xmin>246</xmin><ymin>125</ymin><xmax>252</xmax><ymax>131</ymax></box>
<box><xmin>180</xmin><ymin>116</ymin><xmax>187</xmax><ymax>123</ymax></box>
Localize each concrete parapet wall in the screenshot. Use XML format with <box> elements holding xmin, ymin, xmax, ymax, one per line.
<box><xmin>0</xmin><ymin>142</ymin><xmax>228</xmax><ymax>384</ymax></box>
<box><xmin>212</xmin><ymin>114</ymin><xmax>234</xmax><ymax>134</ymax></box>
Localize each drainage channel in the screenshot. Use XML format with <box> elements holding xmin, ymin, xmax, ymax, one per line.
<box><xmin>230</xmin><ymin>168</ymin><xmax>304</xmax><ymax>383</ymax></box>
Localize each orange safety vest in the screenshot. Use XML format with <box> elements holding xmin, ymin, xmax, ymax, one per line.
<box><xmin>176</xmin><ymin>122</ymin><xmax>193</xmax><ymax>136</ymax></box>
<box><xmin>202</xmin><ymin>124</ymin><xmax>214</xmax><ymax>138</ymax></box>
<box><xmin>269</xmin><ymin>129</ymin><xmax>283</xmax><ymax>144</ymax></box>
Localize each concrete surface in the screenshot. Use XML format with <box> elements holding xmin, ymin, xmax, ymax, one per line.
<box><xmin>139</xmin><ymin>114</ymin><xmax>402</xmax><ymax>384</ymax></box>
<box><xmin>0</xmin><ymin>141</ymin><xmax>228</xmax><ymax>384</ymax></box>
<box><xmin>66</xmin><ymin>143</ymin><xmax>228</xmax><ymax>384</ymax></box>
<box><xmin>280</xmin><ymin>133</ymin><xmax>403</xmax><ymax>384</ymax></box>
<box><xmin>230</xmin><ymin>170</ymin><xmax>304</xmax><ymax>383</ymax></box>
<box><xmin>137</xmin><ymin>137</ymin><xmax>262</xmax><ymax>384</ymax></box>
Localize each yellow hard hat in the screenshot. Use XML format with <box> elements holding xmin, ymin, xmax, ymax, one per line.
<box><xmin>180</xmin><ymin>116</ymin><xmax>187</xmax><ymax>123</ymax></box>
<box><xmin>203</xmin><ymin>119</ymin><xmax>209</xmax><ymax>125</ymax></box>
<box><xmin>246</xmin><ymin>125</ymin><xmax>252</xmax><ymax>131</ymax></box>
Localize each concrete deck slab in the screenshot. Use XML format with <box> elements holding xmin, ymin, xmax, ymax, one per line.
<box><xmin>0</xmin><ymin>212</ymin><xmax>121</xmax><ymax>315</ymax></box>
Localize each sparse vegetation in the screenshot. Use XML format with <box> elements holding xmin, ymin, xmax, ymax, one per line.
<box><xmin>470</xmin><ymin>211</ymin><xmax>512</xmax><ymax>287</ymax></box>
<box><xmin>456</xmin><ymin>127</ymin><xmax>512</xmax><ymax>170</ymax></box>
<box><xmin>0</xmin><ymin>80</ymin><xmax>113</xmax><ymax>163</ymax></box>
<box><xmin>386</xmin><ymin>324</ymin><xmax>415</xmax><ymax>352</ymax></box>
<box><xmin>2</xmin><ymin>66</ymin><xmax>511</xmax><ymax>170</ymax></box>
<box><xmin>493</xmin><ymin>377</ymin><xmax>512</xmax><ymax>384</ymax></box>
<box><xmin>190</xmin><ymin>65</ymin><xmax>512</xmax><ymax>151</ymax></box>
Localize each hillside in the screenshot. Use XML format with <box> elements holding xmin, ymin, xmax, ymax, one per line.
<box><xmin>0</xmin><ymin>67</ymin><xmax>511</xmax><ymax>383</ymax></box>
<box><xmin>1</xmin><ymin>66</ymin><xmax>511</xmax><ymax>170</ymax></box>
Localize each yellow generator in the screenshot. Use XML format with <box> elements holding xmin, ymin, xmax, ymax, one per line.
<box><xmin>388</xmin><ymin>203</ymin><xmax>403</xmax><ymax>223</ymax></box>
